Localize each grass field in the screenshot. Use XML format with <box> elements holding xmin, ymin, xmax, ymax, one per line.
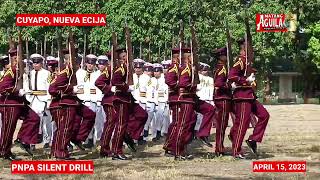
<box><xmin>1</xmin><ymin>104</ymin><xmax>320</xmax><ymax>179</ymax></box>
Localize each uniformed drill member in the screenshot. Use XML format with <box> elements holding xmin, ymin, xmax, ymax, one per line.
<box><xmin>25</xmin><ymin>54</ymin><xmax>51</xmax><ymax>150</ymax></box>
<box><xmin>110</xmin><ymin>48</ymin><xmax>134</xmax><ymax>160</ymax></box>
<box><xmin>173</xmin><ymin>47</ymin><xmax>196</xmax><ymax>160</ymax></box>
<box><xmin>163</xmin><ymin>48</ymin><xmax>180</xmax><ymax>156</ymax></box>
<box><xmin>152</xmin><ymin>63</ymin><xmax>170</xmax><ymax>140</ymax></box>
<box><xmin>0</xmin><ymin>49</ymin><xmax>40</xmax><ymax>160</ymax></box>
<box><xmin>75</xmin><ymin>54</ymin><xmax>102</xmax><ymax>148</ymax></box>
<box><xmin>130</xmin><ymin>59</ymin><xmax>149</xmax><ymax>145</ymax></box>
<box><xmin>194</xmin><ymin>63</ymin><xmax>215</xmax><ymax>147</ymax></box>
<box><xmin>49</xmin><ymin>53</ymin><xmax>95</xmax><ymax>159</ymax></box>
<box><xmin>213</xmin><ymin>47</ymin><xmax>232</xmax><ymax>156</ymax></box>
<box><xmin>228</xmin><ymin>38</ymin><xmax>268</xmax><ymax>159</ymax></box>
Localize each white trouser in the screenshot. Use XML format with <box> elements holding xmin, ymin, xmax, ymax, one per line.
<box><xmin>161</xmin><ymin>104</ymin><xmax>170</xmax><ymax>135</ymax></box>
<box><xmin>30</xmin><ymin>98</ymin><xmax>53</xmax><ymax>144</ymax></box>
<box><xmin>194</xmin><ymin>113</ymin><xmax>203</xmax><ymax>131</ymax></box>
<box><xmin>84</xmin><ymin>101</ymin><xmax>104</xmax><ymax>144</ymax></box>
<box><xmin>94</xmin><ymin>104</ymin><xmax>106</xmax><ymax>142</ymax></box>
<box><xmin>144</xmin><ymin>102</ymin><xmax>155</xmax><ymax>139</ymax></box>
<box><xmin>154</xmin><ymin>102</ymin><xmax>170</xmax><ymax>137</ymax></box>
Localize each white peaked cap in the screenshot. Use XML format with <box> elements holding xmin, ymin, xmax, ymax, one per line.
<box><xmin>86</xmin><ymin>54</ymin><xmax>97</xmax><ymax>59</ymax></box>
<box><xmin>30</xmin><ymin>53</ymin><xmax>44</xmax><ymax>60</ymax></box>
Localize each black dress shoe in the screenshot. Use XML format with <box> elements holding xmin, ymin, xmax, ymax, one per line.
<box><xmin>72</xmin><ymin>141</ymin><xmax>85</xmax><ymax>151</ymax></box>
<box><xmin>15</xmin><ymin>140</ymin><xmax>33</xmax><ymax>156</ymax></box>
<box><xmin>198</xmin><ymin>137</ymin><xmax>213</xmax><ymax>148</ymax></box>
<box><xmin>124</xmin><ymin>134</ymin><xmax>137</xmax><ymax>152</ymax></box>
<box><xmin>83</xmin><ymin>139</ymin><xmax>94</xmax><ymax>149</ymax></box>
<box><xmin>138</xmin><ymin>139</ymin><xmax>147</xmax><ymax>145</ymax></box>
<box><xmin>246</xmin><ymin>140</ymin><xmax>258</xmax><ymax>156</ymax></box>
<box><xmin>43</xmin><ymin>143</ymin><xmax>50</xmax><ymax>149</ymax></box>
<box><xmin>234</xmin><ymin>154</ymin><xmax>246</xmax><ymax>160</ymax></box>
<box><xmin>156</xmin><ymin>130</ymin><xmax>161</xmax><ymax>140</ymax></box>
<box><xmin>164</xmin><ymin>150</ymin><xmax>175</xmax><ymax>157</ymax></box>
<box><xmin>112</xmin><ymin>154</ymin><xmax>129</xmax><ymax>160</ymax></box>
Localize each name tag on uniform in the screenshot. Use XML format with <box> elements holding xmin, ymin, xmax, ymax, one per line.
<box><xmin>158</xmin><ymin>92</ymin><xmax>165</xmax><ymax>97</ymax></box>
<box><xmin>90</xmin><ymin>89</ymin><xmax>96</xmax><ymax>94</ymax></box>
<box><xmin>140</xmin><ymin>92</ymin><xmax>146</xmax><ymax>97</ymax></box>
<box><xmin>77</xmin><ymin>88</ymin><xmax>84</xmax><ymax>94</ymax></box>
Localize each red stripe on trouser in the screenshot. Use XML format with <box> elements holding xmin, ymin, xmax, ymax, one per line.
<box><xmin>215</xmin><ymin>100</ymin><xmax>231</xmax><ymax>153</ymax></box>
<box><xmin>232</xmin><ymin>101</ymin><xmax>252</xmax><ymax>156</ymax></box>
<box><xmin>112</xmin><ymin>103</ymin><xmax>128</xmax><ymax>155</ymax></box>
<box><xmin>100</xmin><ymin>105</ymin><xmax>115</xmax><ymax>155</ymax></box>
<box><xmin>163</xmin><ymin>104</ymin><xmax>178</xmax><ymax>151</ymax></box>
<box><xmin>0</xmin><ymin>107</ymin><xmax>18</xmax><ymax>156</ymax></box>
<box><xmin>249</xmin><ymin>100</ymin><xmax>270</xmax><ymax>142</ymax></box>
<box><xmin>52</xmin><ymin>107</ymin><xmax>75</xmax><ymax>158</ymax></box>
<box><xmin>17</xmin><ymin>106</ymin><xmax>40</xmax><ymax>144</ymax></box>
<box><xmin>175</xmin><ymin>104</ymin><xmax>188</xmax><ymax>156</ymax></box>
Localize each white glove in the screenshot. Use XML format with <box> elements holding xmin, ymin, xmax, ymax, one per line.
<box><xmin>127</xmin><ymin>85</ymin><xmax>134</xmax><ymax>92</ymax></box>
<box><xmin>19</xmin><ymin>89</ymin><xmax>26</xmax><ymax>96</ymax></box>
<box><xmin>111</xmin><ymin>86</ymin><xmax>116</xmax><ymax>92</ymax></box>
<box><xmin>231</xmin><ymin>82</ymin><xmax>237</xmax><ymax>90</ymax></box>
<box><xmin>73</xmin><ymin>86</ymin><xmax>78</xmax><ymax>93</ymax></box>
<box><xmin>246</xmin><ymin>73</ymin><xmax>255</xmax><ymax>83</ymax></box>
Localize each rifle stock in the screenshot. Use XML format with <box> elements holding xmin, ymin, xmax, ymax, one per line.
<box><xmin>111</xmin><ymin>31</ymin><xmax>118</xmax><ymax>80</ymax></box>
<box><xmin>17</xmin><ymin>31</ymin><xmax>24</xmax><ymax>90</ymax></box>
<box><xmin>56</xmin><ymin>30</ymin><xmax>64</xmax><ymax>71</ymax></box>
<box><xmin>190</xmin><ymin>19</ymin><xmax>200</xmax><ymax>85</ymax></box>
<box><xmin>68</xmin><ymin>32</ymin><xmax>77</xmax><ymax>86</ymax></box>
<box><xmin>124</xmin><ymin>22</ymin><xmax>134</xmax><ymax>85</ymax></box>
<box><xmin>225</xmin><ymin>21</ymin><xmax>233</xmax><ymax>73</ymax></box>
<box><xmin>179</xmin><ymin>19</ymin><xmax>184</xmax><ymax>65</ymax></box>
<box><xmin>244</xmin><ymin>15</ymin><xmax>254</xmax><ymax>77</ymax></box>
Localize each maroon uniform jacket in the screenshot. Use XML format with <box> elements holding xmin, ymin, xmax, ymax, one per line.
<box><xmin>214</xmin><ymin>63</ymin><xmax>232</xmax><ymax>100</ymax></box>
<box><xmin>48</xmin><ymin>65</ymin><xmax>79</xmax><ymax>109</ymax></box>
<box><xmin>165</xmin><ymin>62</ymin><xmax>179</xmax><ymax>104</ymax></box>
<box><xmin>95</xmin><ymin>67</ymin><xmax>113</xmax><ymax>106</ymax></box>
<box><xmin>111</xmin><ymin>63</ymin><xmax>130</xmax><ymax>103</ymax></box>
<box><xmin>177</xmin><ymin>63</ymin><xmax>196</xmax><ymax>103</ymax></box>
<box><xmin>0</xmin><ymin>65</ymin><xmax>24</xmax><ymax>106</ymax></box>
<box><xmin>228</xmin><ymin>54</ymin><xmax>255</xmax><ymax>100</ymax></box>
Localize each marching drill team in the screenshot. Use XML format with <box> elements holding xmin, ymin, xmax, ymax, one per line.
<box><xmin>0</xmin><ymin>30</ymin><xmax>270</xmax><ymax>162</ymax></box>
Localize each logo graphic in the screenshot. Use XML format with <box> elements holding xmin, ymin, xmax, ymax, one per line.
<box><xmin>256</xmin><ymin>14</ymin><xmax>287</xmax><ymax>32</ymax></box>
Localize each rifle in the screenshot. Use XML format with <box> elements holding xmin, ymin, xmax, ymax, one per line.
<box><xmin>68</xmin><ymin>31</ymin><xmax>78</xmax><ymax>86</ymax></box>
<box><xmin>243</xmin><ymin>4</ymin><xmax>254</xmax><ymax>77</ymax></box>
<box><xmin>124</xmin><ymin>19</ymin><xmax>134</xmax><ymax>85</ymax></box>
<box><xmin>25</xmin><ymin>37</ymin><xmax>32</xmax><ymax>90</ymax></box>
<box><xmin>178</xmin><ymin>19</ymin><xmax>184</xmax><ymax>65</ymax></box>
<box><xmin>17</xmin><ymin>31</ymin><xmax>25</xmax><ymax>90</ymax></box>
<box><xmin>189</xmin><ymin>18</ymin><xmax>200</xmax><ymax>86</ymax></box>
<box><xmin>225</xmin><ymin>21</ymin><xmax>233</xmax><ymax>73</ymax></box>
<box><xmin>44</xmin><ymin>34</ymin><xmax>47</xmax><ymax>67</ymax></box>
<box><xmin>82</xmin><ymin>33</ymin><xmax>87</xmax><ymax>69</ymax></box>
<box><xmin>111</xmin><ymin>30</ymin><xmax>118</xmax><ymax>80</ymax></box>
<box><xmin>56</xmin><ymin>29</ymin><xmax>64</xmax><ymax>71</ymax></box>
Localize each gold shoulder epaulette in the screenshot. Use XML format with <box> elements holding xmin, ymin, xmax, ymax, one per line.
<box><xmin>168</xmin><ymin>65</ymin><xmax>178</xmax><ymax>74</ymax></box>
<box><xmin>218</xmin><ymin>66</ymin><xmax>227</xmax><ymax>76</ymax></box>
<box><xmin>233</xmin><ymin>58</ymin><xmax>244</xmax><ymax>70</ymax></box>
<box><xmin>181</xmin><ymin>65</ymin><xmax>191</xmax><ymax>76</ymax></box>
